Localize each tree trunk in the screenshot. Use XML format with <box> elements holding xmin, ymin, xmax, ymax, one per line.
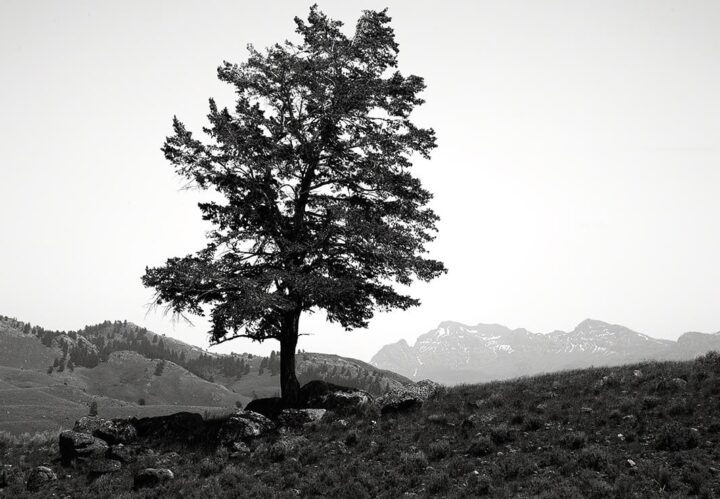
<box><xmin>279</xmin><ymin>311</ymin><xmax>301</xmax><ymax>408</ymax></box>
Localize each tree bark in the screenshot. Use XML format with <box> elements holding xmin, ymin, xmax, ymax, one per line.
<box><xmin>279</xmin><ymin>310</ymin><xmax>301</xmax><ymax>407</ymax></box>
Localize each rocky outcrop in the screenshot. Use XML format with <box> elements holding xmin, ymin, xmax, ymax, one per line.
<box><xmin>277</xmin><ymin>408</ymin><xmax>327</xmax><ymax>428</ymax></box>
<box><xmin>132</xmin><ymin>412</ymin><xmax>205</xmax><ymax>443</ymax></box>
<box><xmin>133</xmin><ymin>468</ymin><xmax>174</xmax><ymax>490</ymax></box>
<box><xmin>378</xmin><ymin>379</ymin><xmax>441</xmax><ymax>415</ymax></box>
<box><xmin>245</xmin><ymin>397</ymin><xmax>285</xmax><ymax>419</ymax></box>
<box><xmin>73</xmin><ymin>416</ymin><xmax>138</xmax><ymax>445</ymax></box>
<box><xmin>59</xmin><ymin>430</ymin><xmax>109</xmax><ymax>465</ymax></box>
<box><xmin>300</xmin><ymin>380</ymin><xmax>373</xmax><ymax>415</ymax></box>
<box><xmin>26</xmin><ymin>466</ymin><xmax>57</xmax><ymax>491</ymax></box>
<box><xmin>218</xmin><ymin>410</ymin><xmax>276</xmax><ymax>446</ymax></box>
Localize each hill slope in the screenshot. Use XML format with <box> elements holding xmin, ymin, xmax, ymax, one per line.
<box><xmin>3</xmin><ymin>353</ymin><xmax>720</xmax><ymax>497</ymax></box>
<box><xmin>0</xmin><ymin>315</ymin><xmax>413</xmax><ymax>433</ymax></box>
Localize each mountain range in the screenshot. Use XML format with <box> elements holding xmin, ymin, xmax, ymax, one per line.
<box><xmin>370</xmin><ymin>319</ymin><xmax>720</xmax><ymax>384</ymax></box>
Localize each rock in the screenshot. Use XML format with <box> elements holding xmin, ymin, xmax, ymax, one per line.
<box><xmin>26</xmin><ymin>466</ymin><xmax>57</xmax><ymax>491</ymax></box>
<box><xmin>229</xmin><ymin>441</ymin><xmax>251</xmax><ymax>459</ymax></box>
<box><xmin>74</xmin><ymin>416</ymin><xmax>137</xmax><ymax>445</ymax></box>
<box><xmin>132</xmin><ymin>412</ymin><xmax>205</xmax><ymax>443</ymax></box>
<box><xmin>626</xmin><ymin>459</ymin><xmax>636</xmax><ymax>468</ymax></box>
<box><xmin>218</xmin><ymin>410</ymin><xmax>275</xmax><ymax>445</ymax></box>
<box><xmin>133</xmin><ymin>468</ymin><xmax>174</xmax><ymax>490</ymax></box>
<box><xmin>245</xmin><ymin>397</ymin><xmax>285</xmax><ymax>419</ymax></box>
<box><xmin>380</xmin><ymin>392</ymin><xmax>423</xmax><ymax>415</ymax></box>
<box><xmin>378</xmin><ymin>380</ymin><xmax>441</xmax><ymax>415</ymax></box>
<box><xmin>300</xmin><ymin>380</ymin><xmax>373</xmax><ymax>415</ymax></box>
<box><xmin>277</xmin><ymin>408</ymin><xmax>327</xmax><ymax>428</ymax></box>
<box><xmin>59</xmin><ymin>430</ymin><xmax>109</xmax><ymax>465</ymax></box>
<box><xmin>414</xmin><ymin>379</ymin><xmax>442</xmax><ymax>398</ymax></box>
<box><xmin>85</xmin><ymin>458</ymin><xmax>121</xmax><ymax>475</ymax></box>
<box><xmin>107</xmin><ymin>443</ymin><xmax>140</xmax><ymax>463</ymax></box>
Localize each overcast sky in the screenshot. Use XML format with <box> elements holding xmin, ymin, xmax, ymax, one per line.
<box><xmin>1</xmin><ymin>0</ymin><xmax>719</xmax><ymax>361</ymax></box>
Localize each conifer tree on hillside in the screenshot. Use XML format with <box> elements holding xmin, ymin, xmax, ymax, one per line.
<box><xmin>142</xmin><ymin>6</ymin><xmax>445</xmax><ymax>406</ymax></box>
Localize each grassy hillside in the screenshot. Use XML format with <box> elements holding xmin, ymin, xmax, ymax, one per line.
<box><xmin>76</xmin><ymin>351</ymin><xmax>247</xmax><ymax>408</ymax></box>
<box><xmin>0</xmin><ymin>321</ymin><xmax>59</xmax><ymax>370</ymax></box>
<box><xmin>3</xmin><ymin>353</ymin><xmax>720</xmax><ymax>497</ymax></box>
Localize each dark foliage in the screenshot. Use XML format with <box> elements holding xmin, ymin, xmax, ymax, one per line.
<box><xmin>141</xmin><ymin>6</ymin><xmax>446</xmax><ymax>403</ymax></box>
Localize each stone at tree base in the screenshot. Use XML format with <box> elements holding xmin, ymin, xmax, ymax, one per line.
<box><xmin>133</xmin><ymin>468</ymin><xmax>174</xmax><ymax>490</ymax></box>
<box><xmin>59</xmin><ymin>430</ymin><xmax>109</xmax><ymax>465</ymax></box>
<box><xmin>131</xmin><ymin>412</ymin><xmax>205</xmax><ymax>443</ymax></box>
<box><xmin>74</xmin><ymin>416</ymin><xmax>138</xmax><ymax>444</ymax></box>
<box><xmin>218</xmin><ymin>410</ymin><xmax>276</xmax><ymax>446</ymax></box>
<box><xmin>26</xmin><ymin>466</ymin><xmax>57</xmax><ymax>491</ymax></box>
<box><xmin>299</xmin><ymin>380</ymin><xmax>373</xmax><ymax>415</ymax></box>
<box><xmin>245</xmin><ymin>397</ymin><xmax>285</xmax><ymax>419</ymax></box>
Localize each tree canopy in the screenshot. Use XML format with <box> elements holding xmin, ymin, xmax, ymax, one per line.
<box><xmin>142</xmin><ymin>6</ymin><xmax>446</xmax><ymax>403</ymax></box>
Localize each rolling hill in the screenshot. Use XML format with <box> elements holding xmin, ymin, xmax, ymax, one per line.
<box><xmin>0</xmin><ymin>315</ymin><xmax>413</xmax><ymax>433</ymax></box>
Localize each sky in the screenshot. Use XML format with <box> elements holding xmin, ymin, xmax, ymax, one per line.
<box><xmin>1</xmin><ymin>0</ymin><xmax>719</xmax><ymax>362</ymax></box>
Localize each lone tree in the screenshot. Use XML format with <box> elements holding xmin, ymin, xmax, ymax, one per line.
<box><xmin>143</xmin><ymin>7</ymin><xmax>446</xmax><ymax>406</ymax></box>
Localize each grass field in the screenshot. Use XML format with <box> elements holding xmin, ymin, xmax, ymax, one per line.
<box><xmin>3</xmin><ymin>353</ymin><xmax>720</xmax><ymax>497</ymax></box>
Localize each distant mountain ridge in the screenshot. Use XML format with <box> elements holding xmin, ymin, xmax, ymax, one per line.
<box><xmin>371</xmin><ymin>319</ymin><xmax>720</xmax><ymax>384</ymax></box>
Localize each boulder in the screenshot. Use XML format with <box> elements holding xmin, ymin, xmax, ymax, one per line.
<box><xmin>378</xmin><ymin>380</ymin><xmax>441</xmax><ymax>415</ymax></box>
<box><xmin>59</xmin><ymin>430</ymin><xmax>109</xmax><ymax>465</ymax></box>
<box><xmin>131</xmin><ymin>412</ymin><xmax>205</xmax><ymax>443</ymax></box>
<box><xmin>277</xmin><ymin>408</ymin><xmax>327</xmax><ymax>428</ymax></box>
<box><xmin>133</xmin><ymin>468</ymin><xmax>174</xmax><ymax>490</ymax></box>
<box><xmin>74</xmin><ymin>416</ymin><xmax>138</xmax><ymax>445</ymax></box>
<box><xmin>300</xmin><ymin>380</ymin><xmax>373</xmax><ymax>415</ymax></box>
<box><xmin>380</xmin><ymin>392</ymin><xmax>423</xmax><ymax>415</ymax></box>
<box><xmin>107</xmin><ymin>443</ymin><xmax>140</xmax><ymax>463</ymax></box>
<box><xmin>228</xmin><ymin>441</ymin><xmax>251</xmax><ymax>459</ymax></box>
<box><xmin>26</xmin><ymin>466</ymin><xmax>57</xmax><ymax>491</ymax></box>
<box><xmin>245</xmin><ymin>397</ymin><xmax>285</xmax><ymax>419</ymax></box>
<box><xmin>218</xmin><ymin>410</ymin><xmax>275</xmax><ymax>446</ymax></box>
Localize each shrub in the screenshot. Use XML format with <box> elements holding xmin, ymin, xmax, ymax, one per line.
<box><xmin>655</xmin><ymin>424</ymin><xmax>699</xmax><ymax>451</ymax></box>
<box><xmin>468</xmin><ymin>436</ymin><xmax>494</xmax><ymax>457</ymax></box>
<box><xmin>577</xmin><ymin>446</ymin><xmax>609</xmax><ymax>471</ymax></box>
<box><xmin>400</xmin><ymin>451</ymin><xmax>428</xmax><ymax>474</ymax></box>
<box><xmin>137</xmin><ymin>398</ymin><xmax>146</xmax><ymax>406</ymax></box>
<box><xmin>642</xmin><ymin>395</ymin><xmax>661</xmax><ymax>409</ymax></box>
<box><xmin>344</xmin><ymin>430</ymin><xmax>359</xmax><ymax>447</ymax></box>
<box><xmin>562</xmin><ymin>431</ymin><xmax>587</xmax><ymax>450</ymax></box>
<box><xmin>428</xmin><ymin>439</ymin><xmax>451</xmax><ymax>460</ymax></box>
<box><xmin>490</xmin><ymin>424</ymin><xmax>513</xmax><ymax>445</ymax></box>
<box><xmin>198</xmin><ymin>456</ymin><xmax>223</xmax><ymax>477</ymax></box>
<box><xmin>523</xmin><ymin>417</ymin><xmax>542</xmax><ymax>432</ymax></box>
<box><xmin>467</xmin><ymin>472</ymin><xmax>491</xmax><ymax>496</ymax></box>
<box><xmin>426</xmin><ymin>471</ymin><xmax>451</xmax><ymax>494</ymax></box>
